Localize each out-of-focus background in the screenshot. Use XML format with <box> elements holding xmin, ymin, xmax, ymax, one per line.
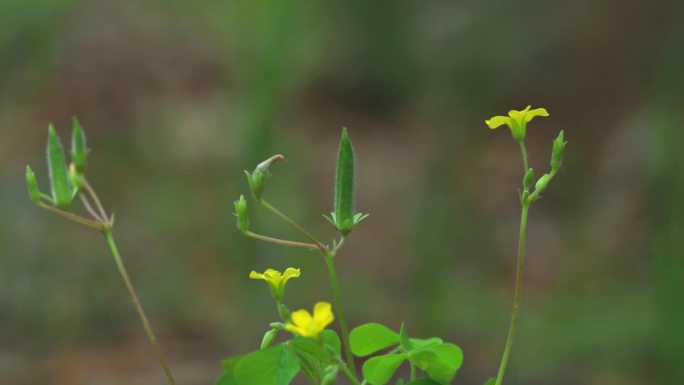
<box><xmin>1</xmin><ymin>1</ymin><xmax>683</xmax><ymax>384</ymax></box>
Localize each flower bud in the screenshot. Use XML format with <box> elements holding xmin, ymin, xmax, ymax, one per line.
<box><xmin>233</xmin><ymin>195</ymin><xmax>249</xmax><ymax>232</ymax></box>
<box><xmin>523</xmin><ymin>168</ymin><xmax>535</xmax><ymax>191</ymax></box>
<box><xmin>260</xmin><ymin>329</ymin><xmax>278</xmax><ymax>349</ymax></box>
<box><xmin>25</xmin><ymin>166</ymin><xmax>41</xmax><ymax>203</ymax></box>
<box><xmin>551</xmin><ymin>130</ymin><xmax>566</xmax><ymax>171</ymax></box>
<box><xmin>70</xmin><ymin>117</ymin><xmax>89</xmax><ymax>173</ymax></box>
<box><xmin>245</xmin><ymin>154</ymin><xmax>284</xmax><ymax>200</ymax></box>
<box><xmin>535</xmin><ymin>173</ymin><xmax>552</xmax><ymax>192</ymax></box>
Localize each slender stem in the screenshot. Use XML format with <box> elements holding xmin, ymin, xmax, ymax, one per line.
<box><xmin>518</xmin><ymin>141</ymin><xmax>529</xmax><ymax>173</ymax></box>
<box><xmin>339</xmin><ymin>358</ymin><xmax>362</xmax><ymax>385</ymax></box>
<box><xmin>410</xmin><ymin>362</ymin><xmax>417</xmax><ymax>380</ymax></box>
<box><xmin>494</xmin><ymin>203</ymin><xmax>529</xmax><ymax>385</ymax></box>
<box><xmin>325</xmin><ymin>252</ymin><xmax>356</xmax><ymax>376</ymax></box>
<box><xmin>259</xmin><ymin>199</ymin><xmax>328</xmax><ymax>253</ymax></box>
<box><xmin>79</xmin><ymin>194</ymin><xmax>104</xmax><ymax>223</ymax></box>
<box><xmin>103</xmin><ymin>230</ymin><xmax>176</xmax><ymax>385</ymax></box>
<box><xmin>84</xmin><ymin>180</ymin><xmax>109</xmax><ymax>225</ymax></box>
<box><xmin>244</xmin><ymin>231</ymin><xmax>318</xmax><ymax>250</ymax></box>
<box><xmin>38</xmin><ymin>202</ymin><xmax>104</xmax><ymax>230</ymax></box>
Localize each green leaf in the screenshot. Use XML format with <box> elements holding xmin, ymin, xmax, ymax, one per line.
<box><xmin>233</xmin><ymin>344</ymin><xmax>300</xmax><ymax>385</ymax></box>
<box><xmin>215</xmin><ymin>369</ymin><xmax>237</xmax><ymax>385</ymax></box>
<box><xmin>333</xmin><ymin>127</ymin><xmax>355</xmax><ymax>234</ymax></box>
<box><xmin>362</xmin><ymin>353</ymin><xmax>407</xmax><ymax>385</ymax></box>
<box><xmin>350</xmin><ymin>323</ymin><xmax>400</xmax><ymax>357</ymax></box>
<box><xmin>483</xmin><ymin>378</ymin><xmax>496</xmax><ymax>385</ymax></box>
<box><xmin>46</xmin><ymin>124</ymin><xmax>72</xmax><ymax>209</ymax></box>
<box><xmin>221</xmin><ymin>355</ymin><xmax>243</xmax><ymax>369</ymax></box>
<box><xmin>321</xmin><ymin>329</ymin><xmax>342</xmax><ymax>357</ymax></box>
<box><xmin>289</xmin><ymin>336</ymin><xmax>335</xmax><ymax>365</ymax></box>
<box><xmin>70</xmin><ymin>116</ymin><xmax>89</xmax><ymax>172</ymax></box>
<box><xmin>409</xmin><ymin>337</ymin><xmax>443</xmax><ymax>352</ymax></box>
<box><xmin>409</xmin><ymin>343</ymin><xmax>463</xmax><ymax>384</ymax></box>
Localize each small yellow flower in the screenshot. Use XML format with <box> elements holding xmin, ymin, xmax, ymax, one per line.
<box><xmin>284</xmin><ymin>302</ymin><xmax>334</xmax><ymax>338</ymax></box>
<box><xmin>485</xmin><ymin>105</ymin><xmax>549</xmax><ymax>141</ymax></box>
<box><xmin>249</xmin><ymin>267</ymin><xmax>300</xmax><ymax>300</ymax></box>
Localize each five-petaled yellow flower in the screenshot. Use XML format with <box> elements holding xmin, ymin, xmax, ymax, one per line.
<box><xmin>485</xmin><ymin>105</ymin><xmax>549</xmax><ymax>141</ymax></box>
<box><xmin>249</xmin><ymin>267</ymin><xmax>300</xmax><ymax>300</ymax></box>
<box><xmin>284</xmin><ymin>302</ymin><xmax>334</xmax><ymax>338</ymax></box>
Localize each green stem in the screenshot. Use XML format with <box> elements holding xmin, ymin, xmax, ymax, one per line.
<box><xmin>339</xmin><ymin>359</ymin><xmax>362</xmax><ymax>385</ymax></box>
<box><xmin>260</xmin><ymin>199</ymin><xmax>328</xmax><ymax>253</ymax></box>
<box><xmin>518</xmin><ymin>140</ymin><xmax>529</xmax><ymax>173</ymax></box>
<box><xmin>494</xmin><ymin>203</ymin><xmax>529</xmax><ymax>385</ymax></box>
<box><xmin>103</xmin><ymin>229</ymin><xmax>176</xmax><ymax>385</ymax></box>
<box><xmin>410</xmin><ymin>361</ymin><xmax>417</xmax><ymax>380</ymax></box>
<box><xmin>325</xmin><ymin>252</ymin><xmax>356</xmax><ymax>377</ymax></box>
<box><xmin>38</xmin><ymin>202</ymin><xmax>104</xmax><ymax>230</ymax></box>
<box><xmin>244</xmin><ymin>231</ymin><xmax>318</xmax><ymax>250</ymax></box>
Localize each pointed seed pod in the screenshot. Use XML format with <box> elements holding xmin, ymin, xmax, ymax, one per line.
<box><xmin>333</xmin><ymin>128</ymin><xmax>355</xmax><ymax>234</ymax></box>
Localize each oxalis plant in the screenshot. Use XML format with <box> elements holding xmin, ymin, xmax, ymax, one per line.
<box><xmin>25</xmin><ymin>106</ymin><xmax>565</xmax><ymax>385</ymax></box>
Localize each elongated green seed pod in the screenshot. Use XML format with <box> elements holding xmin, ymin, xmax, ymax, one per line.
<box><xmin>71</xmin><ymin>117</ymin><xmax>89</xmax><ymax>173</ymax></box>
<box><xmin>47</xmin><ymin>124</ymin><xmax>72</xmax><ymax>209</ymax></box>
<box><xmin>334</xmin><ymin>127</ymin><xmax>355</xmax><ymax>234</ymax></box>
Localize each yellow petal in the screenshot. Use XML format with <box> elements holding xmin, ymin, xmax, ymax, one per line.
<box><xmin>485</xmin><ymin>116</ymin><xmax>510</xmax><ymax>129</ymax></box>
<box><xmin>249</xmin><ymin>271</ymin><xmax>266</xmax><ymax>280</ymax></box>
<box><xmin>525</xmin><ymin>107</ymin><xmax>549</xmax><ymax>123</ymax></box>
<box><xmin>290</xmin><ymin>309</ymin><xmax>313</xmax><ymax>328</ymax></box>
<box><xmin>284</xmin><ymin>323</ymin><xmax>304</xmax><ymax>335</ymax></box>
<box><xmin>282</xmin><ymin>268</ymin><xmax>301</xmax><ymax>282</ymax></box>
<box><xmin>313</xmin><ymin>302</ymin><xmax>334</xmax><ymax>328</ymax></box>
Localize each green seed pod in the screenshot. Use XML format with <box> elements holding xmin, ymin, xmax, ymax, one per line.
<box><xmin>551</xmin><ymin>130</ymin><xmax>566</xmax><ymax>171</ymax></box>
<box><xmin>70</xmin><ymin>117</ymin><xmax>89</xmax><ymax>173</ymax></box>
<box><xmin>523</xmin><ymin>168</ymin><xmax>535</xmax><ymax>191</ymax></box>
<box><xmin>333</xmin><ymin>128</ymin><xmax>355</xmax><ymax>234</ymax></box>
<box><xmin>25</xmin><ymin>166</ymin><xmax>41</xmax><ymax>203</ymax></box>
<box><xmin>233</xmin><ymin>195</ymin><xmax>249</xmax><ymax>232</ymax></box>
<box><xmin>260</xmin><ymin>329</ymin><xmax>278</xmax><ymax>349</ymax></box>
<box><xmin>47</xmin><ymin>124</ymin><xmax>72</xmax><ymax>209</ymax></box>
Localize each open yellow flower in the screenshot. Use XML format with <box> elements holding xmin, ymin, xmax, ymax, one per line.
<box><xmin>485</xmin><ymin>105</ymin><xmax>549</xmax><ymax>141</ymax></box>
<box><xmin>249</xmin><ymin>267</ymin><xmax>300</xmax><ymax>300</ymax></box>
<box><xmin>284</xmin><ymin>302</ymin><xmax>334</xmax><ymax>338</ymax></box>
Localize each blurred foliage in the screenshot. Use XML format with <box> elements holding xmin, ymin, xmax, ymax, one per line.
<box><xmin>1</xmin><ymin>1</ymin><xmax>683</xmax><ymax>384</ymax></box>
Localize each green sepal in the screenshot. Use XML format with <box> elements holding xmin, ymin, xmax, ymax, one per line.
<box><xmin>47</xmin><ymin>124</ymin><xmax>72</xmax><ymax>209</ymax></box>
<box><xmin>70</xmin><ymin>117</ymin><xmax>89</xmax><ymax>173</ymax></box>
<box><xmin>399</xmin><ymin>323</ymin><xmax>413</xmax><ymax>352</ymax></box>
<box><xmin>362</xmin><ymin>353</ymin><xmax>407</xmax><ymax>385</ymax></box>
<box><xmin>350</xmin><ymin>322</ymin><xmax>400</xmax><ymax>357</ymax></box>
<box><xmin>333</xmin><ymin>127</ymin><xmax>356</xmax><ymax>234</ymax></box>
<box><xmin>25</xmin><ymin>166</ymin><xmax>41</xmax><ymax>203</ymax></box>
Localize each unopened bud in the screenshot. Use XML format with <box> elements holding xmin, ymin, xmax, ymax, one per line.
<box><xmin>233</xmin><ymin>195</ymin><xmax>249</xmax><ymax>232</ymax></box>
<box><xmin>551</xmin><ymin>130</ymin><xmax>566</xmax><ymax>171</ymax></box>
<box><xmin>523</xmin><ymin>168</ymin><xmax>535</xmax><ymax>191</ymax></box>
<box><xmin>245</xmin><ymin>154</ymin><xmax>284</xmax><ymax>200</ymax></box>
<box><xmin>535</xmin><ymin>173</ymin><xmax>552</xmax><ymax>192</ymax></box>
<box><xmin>25</xmin><ymin>166</ymin><xmax>41</xmax><ymax>203</ymax></box>
<box><xmin>260</xmin><ymin>329</ymin><xmax>278</xmax><ymax>349</ymax></box>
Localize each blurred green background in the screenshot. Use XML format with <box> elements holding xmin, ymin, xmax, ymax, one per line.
<box><xmin>1</xmin><ymin>1</ymin><xmax>683</xmax><ymax>384</ymax></box>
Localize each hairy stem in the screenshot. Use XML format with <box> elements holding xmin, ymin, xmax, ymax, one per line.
<box><xmin>38</xmin><ymin>202</ymin><xmax>104</xmax><ymax>230</ymax></box>
<box><xmin>325</xmin><ymin>252</ymin><xmax>356</xmax><ymax>376</ymax></box>
<box><xmin>103</xmin><ymin>229</ymin><xmax>176</xmax><ymax>385</ymax></box>
<box><xmin>495</xmin><ymin>203</ymin><xmax>529</xmax><ymax>385</ymax></box>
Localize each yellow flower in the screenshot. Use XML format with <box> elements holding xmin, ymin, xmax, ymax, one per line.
<box><xmin>249</xmin><ymin>267</ymin><xmax>300</xmax><ymax>300</ymax></box>
<box><xmin>485</xmin><ymin>105</ymin><xmax>549</xmax><ymax>141</ymax></box>
<box><xmin>284</xmin><ymin>302</ymin><xmax>334</xmax><ymax>338</ymax></box>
